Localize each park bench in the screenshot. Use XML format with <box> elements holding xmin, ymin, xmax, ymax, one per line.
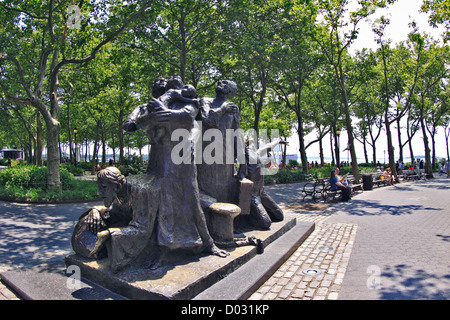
<box><xmin>325</xmin><ymin>188</ymin><xmax>343</xmax><ymax>202</ymax></box>
<box><xmin>302</xmin><ymin>178</ymin><xmax>329</xmax><ymax>202</ymax></box>
<box><xmin>417</xmin><ymin>169</ymin><xmax>426</xmax><ymax>179</ymax></box>
<box><xmin>301</xmin><ymin>175</ymin><xmax>362</xmax><ymax>203</ymax></box>
<box><xmin>373</xmin><ymin>178</ymin><xmax>389</xmax><ymax>187</ymax></box>
<box><xmin>372</xmin><ymin>173</ymin><xmax>390</xmax><ymax>187</ymax></box>
<box><xmin>398</xmin><ymin>169</ymin><xmax>425</xmax><ymax>181</ymax></box>
<box><xmin>346</xmin><ymin>175</ymin><xmax>363</xmax><ymax>192</ymax></box>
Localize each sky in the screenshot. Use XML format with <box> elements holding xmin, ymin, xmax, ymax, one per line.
<box><xmin>285</xmin><ymin>0</ymin><xmax>448</xmax><ymax>163</ymax></box>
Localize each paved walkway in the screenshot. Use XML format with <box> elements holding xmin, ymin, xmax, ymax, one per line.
<box><xmin>1</xmin><ymin>177</ymin><xmax>449</xmax><ymax>300</ymax></box>
<box><xmin>250</xmin><ymin>177</ymin><xmax>450</xmax><ymax>300</ymax></box>
<box><xmin>0</xmin><ymin>201</ymin><xmax>102</xmax><ymax>300</ymax></box>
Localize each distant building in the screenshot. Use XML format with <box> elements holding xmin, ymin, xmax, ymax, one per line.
<box><xmin>0</xmin><ymin>147</ymin><xmax>23</xmax><ymax>160</ymax></box>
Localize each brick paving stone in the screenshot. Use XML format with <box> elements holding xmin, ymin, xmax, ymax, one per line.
<box><xmin>0</xmin><ymin>282</ymin><xmax>20</xmax><ymax>300</ymax></box>
<box><xmin>327</xmin><ymin>292</ymin><xmax>339</xmax><ymax>300</ymax></box>
<box><xmin>248</xmin><ymin>217</ymin><xmax>358</xmax><ymax>300</ymax></box>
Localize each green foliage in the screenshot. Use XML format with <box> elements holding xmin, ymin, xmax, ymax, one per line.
<box><xmin>61</xmin><ymin>180</ymin><xmax>99</xmax><ymax>201</ymax></box>
<box><xmin>287</xmin><ymin>160</ymin><xmax>300</xmax><ymax>168</ymax></box>
<box><xmin>0</xmin><ymin>164</ymin><xmax>98</xmax><ymax>202</ymax></box>
<box><xmin>118</xmin><ymin>154</ymin><xmax>146</xmax><ymax>176</ymax></box>
<box><xmin>264</xmin><ymin>169</ymin><xmax>311</xmax><ymax>185</ymax></box>
<box><xmin>61</xmin><ymin>163</ymin><xmax>85</xmax><ymax>176</ymax></box>
<box><xmin>422</xmin><ymin>0</ymin><xmax>450</xmax><ymax>36</ymax></box>
<box><xmin>118</xmin><ymin>163</ymin><xmax>146</xmax><ymax>176</ymax></box>
<box><xmin>263</xmin><ymin>164</ymin><xmax>378</xmax><ymax>185</ymax></box>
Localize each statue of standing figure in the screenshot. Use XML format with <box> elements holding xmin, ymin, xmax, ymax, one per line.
<box><xmin>71</xmin><ymin>76</ymin><xmax>283</xmax><ymax>273</ymax></box>
<box><xmin>197</xmin><ymin>80</ymin><xmax>243</xmax><ymax>204</ymax></box>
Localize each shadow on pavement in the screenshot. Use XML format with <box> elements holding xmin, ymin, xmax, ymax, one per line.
<box><xmin>340</xmin><ymin>199</ymin><xmax>442</xmax><ymax>216</ymax></box>
<box><xmin>0</xmin><ymin>201</ymin><xmax>101</xmax><ymax>271</ymax></box>
<box><xmin>380</xmin><ymin>264</ymin><xmax>450</xmax><ymax>300</ymax></box>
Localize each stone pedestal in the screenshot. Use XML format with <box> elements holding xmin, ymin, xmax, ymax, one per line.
<box><xmin>234</xmin><ymin>178</ymin><xmax>253</xmax><ymax>215</ymax></box>
<box><xmin>207</xmin><ymin>203</ymin><xmax>241</xmax><ymax>244</ymax></box>
<box><xmin>65</xmin><ymin>213</ymin><xmax>304</xmax><ymax>300</ymax></box>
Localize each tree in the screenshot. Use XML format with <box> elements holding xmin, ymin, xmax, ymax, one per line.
<box><xmin>0</xmin><ymin>1</ymin><xmax>156</xmax><ymax>190</ymax></box>
<box><xmin>410</xmin><ymin>34</ymin><xmax>449</xmax><ymax>176</ymax></box>
<box><xmin>424</xmin><ymin>82</ymin><xmax>449</xmax><ymax>170</ymax></box>
<box><xmin>349</xmin><ymin>48</ymin><xmax>384</xmax><ymax>165</ymax></box>
<box><xmin>132</xmin><ymin>0</ymin><xmax>223</xmax><ymax>87</ymax></box>
<box><xmin>226</xmin><ymin>0</ymin><xmax>289</xmax><ymax>140</ymax></box>
<box><xmin>308</xmin><ymin>0</ymin><xmax>396</xmax><ymax>181</ymax></box>
<box><xmin>373</xmin><ymin>16</ymin><xmax>406</xmax><ymax>178</ymax></box>
<box><xmin>443</xmin><ymin>114</ymin><xmax>450</xmax><ymax>162</ymax></box>
<box><xmin>422</xmin><ymin>0</ymin><xmax>450</xmax><ymax>40</ymax></box>
<box><xmin>0</xmin><ymin>101</ymin><xmax>44</xmax><ymax>164</ymax></box>
<box><xmin>272</xmin><ymin>2</ymin><xmax>324</xmax><ymax>172</ymax></box>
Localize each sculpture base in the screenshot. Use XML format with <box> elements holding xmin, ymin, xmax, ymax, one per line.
<box><xmin>65</xmin><ymin>213</ymin><xmax>304</xmax><ymax>300</ymax></box>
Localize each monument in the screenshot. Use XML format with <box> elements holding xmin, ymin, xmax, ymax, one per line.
<box><xmin>66</xmin><ymin>76</ymin><xmax>297</xmax><ymax>299</ymax></box>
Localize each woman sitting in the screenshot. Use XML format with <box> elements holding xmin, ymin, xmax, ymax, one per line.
<box><xmin>383</xmin><ymin>167</ymin><xmax>394</xmax><ymax>185</ymax></box>
<box><xmin>330</xmin><ymin>169</ymin><xmax>352</xmax><ymax>202</ymax></box>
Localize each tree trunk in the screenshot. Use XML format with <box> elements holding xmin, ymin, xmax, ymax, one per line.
<box><xmin>445</xmin><ymin>127</ymin><xmax>449</xmax><ymax>162</ymax></box>
<box><xmin>45</xmin><ymin>119</ymin><xmax>61</xmax><ymax>190</ymax></box>
<box><xmin>119</xmin><ymin>109</ymin><xmax>125</xmax><ymax>164</ymax></box>
<box><xmin>58</xmin><ymin>135</ymin><xmax>63</xmax><ymax>163</ymax></box>
<box><xmin>91</xmin><ymin>121</ymin><xmax>100</xmax><ymax>175</ymax></box>
<box><xmin>385</xmin><ymin>118</ymin><xmax>398</xmax><ymax>180</ymax></box>
<box><xmin>336</xmin><ymin>65</ymin><xmax>359</xmax><ymax>182</ymax></box>
<box><xmin>420</xmin><ymin>117</ymin><xmax>433</xmax><ymax>178</ymax></box>
<box><xmin>431</xmin><ymin>132</ymin><xmax>436</xmax><ymax>171</ymax></box>
<box><xmin>297</xmin><ymin>117</ymin><xmax>308</xmax><ymax>173</ymax></box>
<box><xmin>396</xmin><ymin>117</ymin><xmax>403</xmax><ymax>162</ymax></box>
<box><xmin>334</xmin><ymin>129</ymin><xmax>340</xmax><ymax>167</ymax></box>
<box><xmin>101</xmin><ymin>129</ymin><xmax>106</xmax><ymax>165</ymax></box>
<box><xmin>28</xmin><ymin>133</ymin><xmax>33</xmax><ymax>163</ymax></box>
<box><xmin>329</xmin><ymin>127</ymin><xmax>335</xmax><ymax>166</ymax></box>
<box><xmin>36</xmin><ymin>110</ymin><xmax>43</xmax><ymax>166</ymax></box>
<box><xmin>319</xmin><ymin>136</ymin><xmax>324</xmax><ymax>167</ymax></box>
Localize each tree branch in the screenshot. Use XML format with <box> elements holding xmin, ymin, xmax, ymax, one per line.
<box><xmin>0</xmin><ymin>3</ymin><xmax>48</xmax><ymax>20</ymax></box>
<box><xmin>0</xmin><ymin>55</ymin><xmax>33</xmax><ymax>98</ymax></box>
<box><xmin>52</xmin><ymin>2</ymin><xmax>152</xmax><ymax>77</ymax></box>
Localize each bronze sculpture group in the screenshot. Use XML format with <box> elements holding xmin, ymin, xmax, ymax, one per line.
<box><xmin>71</xmin><ymin>76</ymin><xmax>284</xmax><ymax>273</ymax></box>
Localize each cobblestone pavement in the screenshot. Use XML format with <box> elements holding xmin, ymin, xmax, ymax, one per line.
<box><xmin>1</xmin><ymin>178</ymin><xmax>449</xmax><ymax>300</ymax></box>
<box><xmin>0</xmin><ymin>281</ymin><xmax>20</xmax><ymax>300</ymax></box>
<box><xmin>248</xmin><ymin>204</ymin><xmax>358</xmax><ymax>300</ymax></box>
<box><xmin>249</xmin><ymin>220</ymin><xmax>357</xmax><ymax>300</ymax></box>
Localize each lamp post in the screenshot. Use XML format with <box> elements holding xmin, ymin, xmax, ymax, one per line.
<box><xmin>279</xmin><ymin>140</ymin><xmax>289</xmax><ymax>168</ymax></box>
<box><xmin>73</xmin><ymin>127</ymin><xmax>78</xmax><ymax>166</ymax></box>
<box><xmin>336</xmin><ymin>128</ymin><xmax>341</xmax><ymax>168</ymax></box>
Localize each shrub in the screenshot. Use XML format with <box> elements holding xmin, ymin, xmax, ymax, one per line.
<box><xmin>118</xmin><ymin>163</ymin><xmax>146</xmax><ymax>176</ymax></box>
<box><xmin>0</xmin><ymin>164</ymin><xmax>97</xmax><ymax>202</ymax></box>
<box><xmin>263</xmin><ymin>165</ymin><xmax>377</xmax><ymax>185</ymax></box>
<box><xmin>264</xmin><ymin>169</ymin><xmax>310</xmax><ymax>185</ymax></box>
<box><xmin>78</xmin><ymin>161</ymin><xmax>93</xmax><ymax>171</ymax></box>
<box><xmin>61</xmin><ymin>180</ymin><xmax>98</xmax><ymax>200</ymax></box>
<box><xmin>61</xmin><ymin>163</ymin><xmax>85</xmax><ymax>176</ymax></box>
<box><xmin>287</xmin><ymin>160</ymin><xmax>300</xmax><ymax>168</ymax></box>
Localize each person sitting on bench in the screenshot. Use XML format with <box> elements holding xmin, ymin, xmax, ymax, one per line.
<box><xmin>330</xmin><ymin>169</ymin><xmax>351</xmax><ymax>202</ymax></box>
